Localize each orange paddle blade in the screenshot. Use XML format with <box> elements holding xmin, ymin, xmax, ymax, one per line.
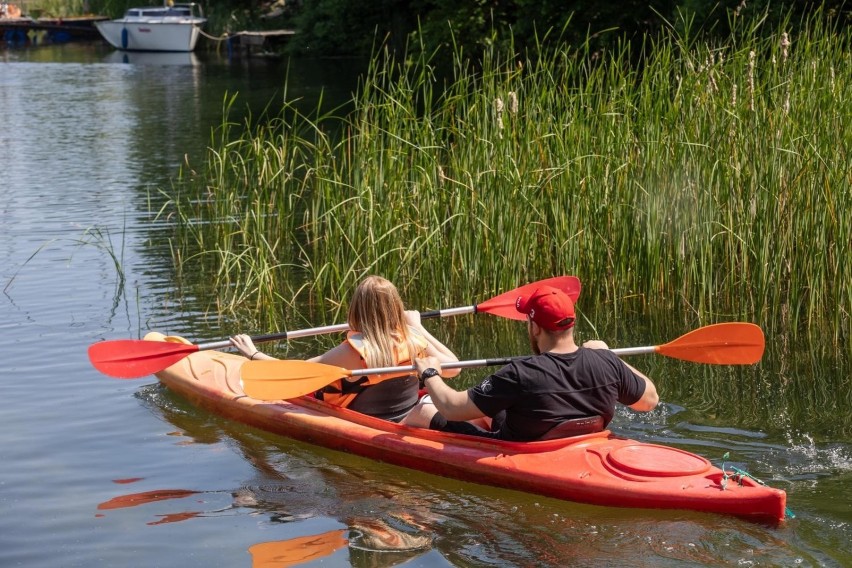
<box><xmin>477</xmin><ymin>275</ymin><xmax>581</xmax><ymax>320</ymax></box>
<box><xmin>88</xmin><ymin>340</ymin><xmax>199</xmax><ymax>378</ymax></box>
<box><xmin>240</xmin><ymin>360</ymin><xmax>351</xmax><ymax>400</ymax></box>
<box><xmin>655</xmin><ymin>323</ymin><xmax>765</xmax><ymax>364</ymax></box>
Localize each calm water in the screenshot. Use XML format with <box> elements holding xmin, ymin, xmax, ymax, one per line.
<box><xmin>1</xmin><ymin>42</ymin><xmax>850</xmax><ymax>567</ymax></box>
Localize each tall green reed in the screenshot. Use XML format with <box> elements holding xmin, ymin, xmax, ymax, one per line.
<box><xmin>162</xmin><ymin>7</ymin><xmax>850</xmax><ymax>348</ymax></box>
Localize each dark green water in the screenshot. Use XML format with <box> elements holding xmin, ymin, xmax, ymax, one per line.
<box><xmin>1</xmin><ymin>41</ymin><xmax>849</xmax><ymax>567</ymax></box>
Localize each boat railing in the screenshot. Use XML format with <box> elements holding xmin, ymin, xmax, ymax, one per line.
<box><xmin>125</xmin><ymin>3</ymin><xmax>204</xmax><ymax>19</ymax></box>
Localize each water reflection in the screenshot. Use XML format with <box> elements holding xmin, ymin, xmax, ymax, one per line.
<box><xmin>95</xmin><ymin>486</ymin><xmax>214</xmax><ymax>525</ymax></box>
<box><xmin>95</xmin><ymin>478</ymin><xmax>435</xmax><ymax>556</ymax></box>
<box><xmin>118</xmin><ymin>384</ymin><xmax>437</xmax><ymax>566</ymax></box>
<box><xmin>101</xmin><ymin>50</ymin><xmax>200</xmax><ymax>66</ymax></box>
<box><xmin>249</xmin><ymin>530</ymin><xmax>348</xmax><ymax>567</ymax></box>
<box><xmin>97</xmin><ymin>488</ymin><xmax>201</xmax><ymax>510</ymax></box>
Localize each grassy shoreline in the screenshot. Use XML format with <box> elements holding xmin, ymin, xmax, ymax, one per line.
<box><xmin>161</xmin><ymin>9</ymin><xmax>850</xmax><ymax>348</ymax></box>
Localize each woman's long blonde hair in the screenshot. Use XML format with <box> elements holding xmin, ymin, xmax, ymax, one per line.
<box><xmin>348</xmin><ymin>275</ymin><xmax>420</xmax><ymax>368</ymax></box>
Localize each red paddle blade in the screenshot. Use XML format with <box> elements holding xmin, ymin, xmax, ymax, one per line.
<box><xmin>241</xmin><ymin>360</ymin><xmax>350</xmax><ymax>400</ymax></box>
<box><xmin>476</xmin><ymin>275</ymin><xmax>581</xmax><ymax>320</ymax></box>
<box><xmin>656</xmin><ymin>323</ymin><xmax>765</xmax><ymax>364</ymax></box>
<box><xmin>88</xmin><ymin>340</ymin><xmax>199</xmax><ymax>378</ymax></box>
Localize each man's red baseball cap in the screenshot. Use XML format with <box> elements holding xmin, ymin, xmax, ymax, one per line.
<box><xmin>515</xmin><ymin>285</ymin><xmax>576</xmax><ymax>331</ymax></box>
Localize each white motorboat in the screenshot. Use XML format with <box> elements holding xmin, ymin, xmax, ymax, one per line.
<box><xmin>95</xmin><ymin>2</ymin><xmax>206</xmax><ymax>52</ymax></box>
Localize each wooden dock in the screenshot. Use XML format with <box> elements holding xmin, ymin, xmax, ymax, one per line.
<box><xmin>1</xmin><ymin>15</ymin><xmax>108</xmax><ymax>44</ymax></box>
<box><xmin>226</xmin><ymin>29</ymin><xmax>296</xmax><ymax>56</ymax></box>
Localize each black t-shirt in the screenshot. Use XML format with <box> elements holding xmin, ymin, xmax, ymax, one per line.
<box><xmin>467</xmin><ymin>348</ymin><xmax>647</xmax><ymax>441</ymax></box>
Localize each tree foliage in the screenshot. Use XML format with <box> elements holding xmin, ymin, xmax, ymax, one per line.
<box><xmin>285</xmin><ymin>0</ymin><xmax>849</xmax><ymax>57</ymax></box>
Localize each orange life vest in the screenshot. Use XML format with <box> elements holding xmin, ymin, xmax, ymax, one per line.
<box><xmin>317</xmin><ymin>327</ymin><xmax>429</xmax><ymax>409</ymax></box>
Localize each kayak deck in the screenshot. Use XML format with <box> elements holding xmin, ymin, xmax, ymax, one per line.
<box><xmin>148</xmin><ymin>333</ymin><xmax>787</xmax><ymax>522</ymax></box>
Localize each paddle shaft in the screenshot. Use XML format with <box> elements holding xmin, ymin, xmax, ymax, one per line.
<box><xmin>240</xmin><ymin>322</ymin><xmax>764</xmax><ymax>401</ymax></box>
<box><xmin>325</xmin><ymin>322</ymin><xmax>765</xmax><ymax>377</ymax></box>
<box><xmin>89</xmin><ymin>275</ymin><xmax>583</xmax><ymax>379</ymax></box>
<box><xmin>199</xmin><ymin>275</ymin><xmax>581</xmax><ymax>350</ymax></box>
<box><xmin>339</xmin><ymin>347</ymin><xmax>664</xmax><ymax>377</ymax></box>
<box><xmin>612</xmin><ymin>346</ymin><xmax>656</xmax><ymax>356</ymax></box>
<box><xmin>341</xmin><ymin>356</ymin><xmax>522</xmax><ymax>378</ymax></box>
<box><xmin>203</xmin><ymin>325</ymin><xmax>649</xmax><ymax>353</ymax></box>
<box><xmin>196</xmin><ymin>307</ymin><xmax>476</xmax><ymax>351</ymax></box>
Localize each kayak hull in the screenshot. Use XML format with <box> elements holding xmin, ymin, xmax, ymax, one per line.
<box><xmin>149</xmin><ymin>333</ymin><xmax>786</xmax><ymax>521</ymax></box>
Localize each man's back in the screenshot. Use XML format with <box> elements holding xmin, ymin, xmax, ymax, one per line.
<box><xmin>467</xmin><ymin>348</ymin><xmax>647</xmax><ymax>441</ymax></box>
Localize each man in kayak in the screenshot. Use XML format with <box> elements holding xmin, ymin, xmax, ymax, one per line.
<box><xmin>231</xmin><ymin>275</ymin><xmax>460</xmax><ymax>422</ymax></box>
<box><xmin>403</xmin><ymin>285</ymin><xmax>659</xmax><ymax>440</ymax></box>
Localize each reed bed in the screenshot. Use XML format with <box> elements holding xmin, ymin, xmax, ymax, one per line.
<box><xmin>162</xmin><ymin>9</ymin><xmax>850</xmax><ymax>347</ymax></box>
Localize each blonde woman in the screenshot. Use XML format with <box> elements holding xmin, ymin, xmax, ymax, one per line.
<box><xmin>231</xmin><ymin>275</ymin><xmax>460</xmax><ymax>421</ymax></box>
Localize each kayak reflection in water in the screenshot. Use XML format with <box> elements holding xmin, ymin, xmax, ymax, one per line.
<box><xmin>249</xmin><ymin>513</ymin><xmax>433</xmax><ymax>567</ymax></box>
<box><xmin>98</xmin><ymin>485</ymin><xmax>433</xmax><ymax>564</ymax></box>
<box><xmin>403</xmin><ymin>285</ymin><xmax>660</xmax><ymax>441</ymax></box>
<box><xmin>96</xmin><ymin>398</ymin><xmax>439</xmax><ymax>565</ymax></box>
<box><xmin>230</xmin><ymin>275</ymin><xmax>460</xmax><ymax>422</ymax></box>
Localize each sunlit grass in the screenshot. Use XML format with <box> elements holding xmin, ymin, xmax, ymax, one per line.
<box><xmin>161</xmin><ymin>7</ymin><xmax>850</xmax><ymax>347</ymax></box>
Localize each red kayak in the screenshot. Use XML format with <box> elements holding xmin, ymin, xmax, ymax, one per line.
<box><xmin>147</xmin><ymin>333</ymin><xmax>786</xmax><ymax>522</ymax></box>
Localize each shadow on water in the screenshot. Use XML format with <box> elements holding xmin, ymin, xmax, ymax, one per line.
<box><xmin>102</xmin><ymin>379</ymin><xmax>851</xmax><ymax>567</ymax></box>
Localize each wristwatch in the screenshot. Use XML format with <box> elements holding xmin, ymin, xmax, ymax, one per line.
<box><xmin>418</xmin><ymin>367</ymin><xmax>441</xmax><ymax>388</ymax></box>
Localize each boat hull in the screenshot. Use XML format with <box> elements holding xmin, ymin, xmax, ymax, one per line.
<box><xmin>95</xmin><ymin>19</ymin><xmax>203</xmax><ymax>51</ymax></box>
<box><xmin>148</xmin><ymin>333</ymin><xmax>787</xmax><ymax>522</ymax></box>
